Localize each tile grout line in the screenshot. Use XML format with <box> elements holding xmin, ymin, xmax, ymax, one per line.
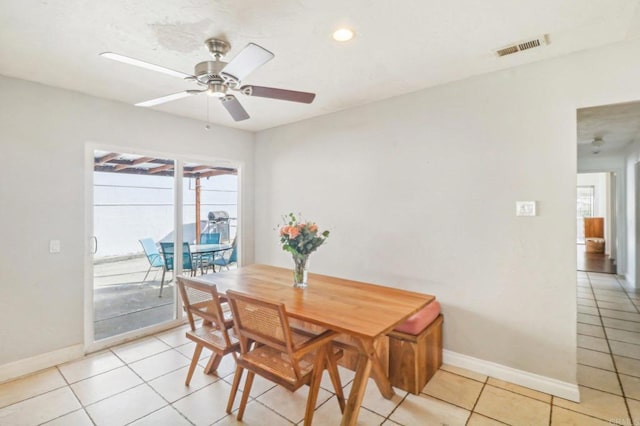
<box><xmin>587</xmin><ymin>272</ymin><xmax>634</xmax><ymax>424</ymax></box>
<box><xmin>465</xmin><ymin>376</ymin><xmax>488</xmax><ymax>426</ymax></box>
<box><xmin>44</xmin><ymin>366</ymin><xmax>97</xmax><ymax>426</ymax></box>
<box><xmin>381</xmin><ymin>391</ymin><xmax>409</xmax><ymax>425</ymax></box>
<box><xmin>102</xmin><ymin>347</ymin><xmax>187</xmax><ymax>425</ymax></box>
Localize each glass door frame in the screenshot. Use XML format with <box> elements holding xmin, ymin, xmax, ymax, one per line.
<box><xmin>84</xmin><ymin>142</ymin><xmax>242</xmax><ymax>353</ymax></box>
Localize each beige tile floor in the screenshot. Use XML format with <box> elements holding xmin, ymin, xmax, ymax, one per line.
<box><xmin>1</xmin><ymin>271</ymin><xmax>639</xmax><ymax>425</ymax></box>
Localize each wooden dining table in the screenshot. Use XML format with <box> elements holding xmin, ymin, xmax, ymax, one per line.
<box><xmin>193</xmin><ymin>264</ymin><xmax>434</xmax><ymax>425</ymax></box>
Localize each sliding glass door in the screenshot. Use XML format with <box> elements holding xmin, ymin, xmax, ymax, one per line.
<box><xmin>89</xmin><ymin>149</ymin><xmax>239</xmax><ymax>347</ymax></box>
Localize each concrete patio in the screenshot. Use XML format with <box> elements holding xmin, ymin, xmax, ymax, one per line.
<box><xmin>94</xmin><ymin>255</ymin><xmax>236</xmax><ymax>340</ymax></box>
<box><xmin>93</xmin><ymin>256</ymin><xmax>176</xmax><ymax>340</ymax></box>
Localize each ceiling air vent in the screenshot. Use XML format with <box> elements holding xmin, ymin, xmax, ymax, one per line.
<box><xmin>495</xmin><ymin>35</ymin><xmax>549</xmax><ymax>57</ymax></box>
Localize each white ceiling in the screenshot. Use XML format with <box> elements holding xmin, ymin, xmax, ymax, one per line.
<box><xmin>1</xmin><ymin>0</ymin><xmax>640</xmax><ymax>131</ymax></box>
<box><xmin>578</xmin><ymin>101</ymin><xmax>640</xmax><ymax>157</ymax></box>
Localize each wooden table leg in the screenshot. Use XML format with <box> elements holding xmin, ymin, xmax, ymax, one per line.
<box><xmin>340</xmin><ymin>352</ymin><xmax>371</xmax><ymax>426</ymax></box>
<box><xmin>359</xmin><ymin>337</ymin><xmax>394</xmax><ymax>399</ymax></box>
<box><xmin>340</xmin><ymin>337</ymin><xmax>396</xmax><ymax>426</ymax></box>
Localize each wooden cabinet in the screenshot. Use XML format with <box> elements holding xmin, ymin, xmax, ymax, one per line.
<box><xmin>584</xmin><ymin>217</ymin><xmax>605</xmax><ymax>254</ymax></box>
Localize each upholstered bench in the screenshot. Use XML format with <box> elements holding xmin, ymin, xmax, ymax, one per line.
<box><xmin>388</xmin><ymin>301</ymin><xmax>443</xmax><ymax>394</ymax></box>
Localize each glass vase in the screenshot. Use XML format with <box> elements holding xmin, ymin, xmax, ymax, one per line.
<box><xmin>293</xmin><ymin>255</ymin><xmax>309</xmax><ymax>288</ymax></box>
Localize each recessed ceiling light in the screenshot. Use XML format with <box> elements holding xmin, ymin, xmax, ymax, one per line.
<box><xmin>332</xmin><ymin>28</ymin><xmax>355</xmax><ymax>42</ymax></box>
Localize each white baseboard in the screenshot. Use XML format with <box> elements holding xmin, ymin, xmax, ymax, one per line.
<box><xmin>625</xmin><ymin>273</ymin><xmax>635</xmax><ymax>287</ymax></box>
<box><xmin>443</xmin><ymin>349</ymin><xmax>580</xmax><ymax>402</ymax></box>
<box><xmin>0</xmin><ymin>344</ymin><xmax>84</xmax><ymax>384</ymax></box>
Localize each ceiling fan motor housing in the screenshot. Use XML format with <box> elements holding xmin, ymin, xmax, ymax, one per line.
<box><xmin>194</xmin><ymin>60</ymin><xmax>226</xmax><ymax>84</ymax></box>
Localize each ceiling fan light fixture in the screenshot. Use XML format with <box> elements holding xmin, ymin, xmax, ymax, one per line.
<box><xmin>207</xmin><ymin>83</ymin><xmax>227</xmax><ymax>98</ymax></box>
<box><xmin>332</xmin><ymin>28</ymin><xmax>355</xmax><ymax>42</ymax></box>
<box><xmin>591</xmin><ymin>137</ymin><xmax>605</xmax><ymax>155</ymax></box>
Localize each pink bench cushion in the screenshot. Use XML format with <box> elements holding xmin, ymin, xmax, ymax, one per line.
<box><xmin>394</xmin><ymin>301</ymin><xmax>441</xmax><ymax>335</ymax></box>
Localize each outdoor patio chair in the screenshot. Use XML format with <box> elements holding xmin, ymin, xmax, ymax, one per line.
<box><xmin>198</xmin><ymin>232</ymin><xmax>221</xmax><ymax>273</ymax></box>
<box><xmin>213</xmin><ymin>242</ymin><xmax>237</xmax><ymax>272</ymax></box>
<box><xmin>200</xmin><ymin>232</ymin><xmax>221</xmax><ymax>244</ymax></box>
<box><xmin>225</xmin><ymin>290</ymin><xmax>345</xmax><ymax>425</ymax></box>
<box><xmin>138</xmin><ymin>238</ymin><xmax>164</xmax><ymax>284</ymax></box>
<box><xmin>159</xmin><ymin>242</ymin><xmax>196</xmax><ymax>297</ymax></box>
<box><xmin>176</xmin><ymin>277</ymin><xmax>239</xmax><ymax>385</ymax></box>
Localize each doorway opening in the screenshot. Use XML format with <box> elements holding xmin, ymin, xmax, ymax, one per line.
<box><xmin>576</xmin><ymin>172</ymin><xmax>616</xmax><ymax>274</ymax></box>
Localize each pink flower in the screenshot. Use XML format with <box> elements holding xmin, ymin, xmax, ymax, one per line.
<box><xmin>308</xmin><ymin>223</ymin><xmax>318</xmax><ymax>233</ymax></box>
<box><xmin>288</xmin><ymin>226</ymin><xmax>300</xmax><ymax>238</ymax></box>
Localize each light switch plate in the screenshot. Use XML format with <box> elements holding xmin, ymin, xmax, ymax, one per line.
<box><xmin>516</xmin><ymin>201</ymin><xmax>536</xmax><ymax>217</ymax></box>
<box><xmin>49</xmin><ymin>239</ymin><xmax>61</xmax><ymax>253</ymax></box>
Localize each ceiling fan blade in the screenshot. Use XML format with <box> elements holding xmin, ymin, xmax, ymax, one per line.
<box><xmin>240</xmin><ymin>85</ymin><xmax>316</xmax><ymax>104</ymax></box>
<box><xmin>135</xmin><ymin>90</ymin><xmax>203</xmax><ymax>107</ymax></box>
<box><xmin>220</xmin><ymin>43</ymin><xmax>274</xmax><ymax>82</ymax></box>
<box><xmin>100</xmin><ymin>52</ymin><xmax>194</xmax><ymax>80</ymax></box>
<box><xmin>220</xmin><ymin>95</ymin><xmax>250</xmax><ymax>121</ymax></box>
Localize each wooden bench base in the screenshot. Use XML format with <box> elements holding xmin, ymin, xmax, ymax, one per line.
<box><xmin>388</xmin><ymin>314</ymin><xmax>443</xmax><ymax>394</ymax></box>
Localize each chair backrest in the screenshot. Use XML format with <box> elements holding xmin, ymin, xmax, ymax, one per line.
<box><xmin>226</xmin><ymin>290</ymin><xmax>295</xmax><ymax>357</ymax></box>
<box><xmin>228</xmin><ymin>244</ymin><xmax>238</xmax><ymax>263</ymax></box>
<box><xmin>200</xmin><ymin>232</ymin><xmax>221</xmax><ymax>244</ymax></box>
<box><xmin>176</xmin><ymin>277</ymin><xmax>228</xmax><ymax>334</ymax></box>
<box><xmin>139</xmin><ymin>238</ymin><xmax>163</xmax><ymax>267</ymax></box>
<box><xmin>159</xmin><ymin>242</ymin><xmax>193</xmax><ymax>271</ymax></box>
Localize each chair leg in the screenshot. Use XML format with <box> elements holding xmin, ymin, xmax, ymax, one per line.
<box><xmin>304</xmin><ymin>346</ymin><xmax>328</xmax><ymax>426</ymax></box>
<box><xmin>326</xmin><ymin>348</ymin><xmax>345</xmax><ymax>412</ymax></box>
<box><xmin>159</xmin><ymin>268</ymin><xmax>166</xmax><ymax>298</ymax></box>
<box><xmin>141</xmin><ymin>265</ymin><xmax>152</xmax><ymax>284</ymax></box>
<box><xmin>237</xmin><ymin>371</ymin><xmax>255</xmax><ymax>421</ymax></box>
<box><xmin>185</xmin><ymin>344</ymin><xmax>204</xmax><ymax>386</ymax></box>
<box><xmin>203</xmin><ymin>353</ymin><xmax>223</xmax><ymax>375</ymax></box>
<box><xmin>226</xmin><ymin>365</ymin><xmax>244</xmax><ymax>414</ymax></box>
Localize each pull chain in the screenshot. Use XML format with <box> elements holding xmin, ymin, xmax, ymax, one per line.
<box><xmin>205</xmin><ymin>97</ymin><xmax>211</xmax><ymax>131</ymax></box>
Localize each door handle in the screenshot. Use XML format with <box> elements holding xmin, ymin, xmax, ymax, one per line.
<box><xmin>90</xmin><ymin>236</ymin><xmax>98</xmax><ymax>254</ymax></box>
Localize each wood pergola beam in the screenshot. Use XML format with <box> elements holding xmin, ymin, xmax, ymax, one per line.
<box><xmin>95</xmin><ymin>152</ymin><xmax>120</xmax><ymax>164</ymax></box>
<box><xmin>198</xmin><ymin>169</ymin><xmax>238</xmax><ymax>178</ymax></box>
<box><xmin>148</xmin><ymin>164</ymin><xmax>174</xmax><ymax>174</ymax></box>
<box><xmin>94</xmin><ymin>165</ymin><xmax>175</xmax><ymax>177</ymax></box>
<box><xmin>187</xmin><ymin>165</ymin><xmax>211</xmax><ymax>172</ymax></box>
<box><xmin>113</xmin><ymin>156</ymin><xmax>155</xmax><ymax>171</ymax></box>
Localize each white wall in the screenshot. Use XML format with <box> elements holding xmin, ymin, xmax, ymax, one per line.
<box><xmin>254</xmin><ymin>38</ymin><xmax>640</xmax><ymax>387</ymax></box>
<box><xmin>0</xmin><ymin>75</ymin><xmax>254</xmax><ymax>366</ymax></box>
<box><xmin>625</xmin><ymin>141</ymin><xmax>640</xmax><ymax>285</ymax></box>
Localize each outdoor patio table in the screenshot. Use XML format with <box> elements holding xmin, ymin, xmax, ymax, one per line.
<box><xmin>190</xmin><ymin>243</ymin><xmax>232</xmax><ymax>256</ymax></box>
<box><xmin>190</xmin><ymin>243</ymin><xmax>232</xmax><ymax>272</ymax></box>
<box><xmin>193</xmin><ymin>264</ymin><xmax>434</xmax><ymax>426</ymax></box>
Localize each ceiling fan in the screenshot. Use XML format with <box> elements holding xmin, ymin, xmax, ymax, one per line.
<box><xmin>100</xmin><ymin>38</ymin><xmax>316</xmax><ymax>121</ymax></box>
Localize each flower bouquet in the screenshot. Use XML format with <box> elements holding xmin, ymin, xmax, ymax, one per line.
<box><xmin>279</xmin><ymin>213</ymin><xmax>330</xmax><ymax>287</ymax></box>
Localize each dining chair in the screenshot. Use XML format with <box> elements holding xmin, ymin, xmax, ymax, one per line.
<box><xmin>176</xmin><ymin>277</ymin><xmax>240</xmax><ymax>385</ymax></box>
<box><xmin>225</xmin><ymin>290</ymin><xmax>345</xmax><ymax>425</ymax></box>
<box><xmin>158</xmin><ymin>242</ymin><xmax>196</xmax><ymax>297</ymax></box>
<box><xmin>138</xmin><ymin>238</ymin><xmax>164</xmax><ymax>284</ymax></box>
